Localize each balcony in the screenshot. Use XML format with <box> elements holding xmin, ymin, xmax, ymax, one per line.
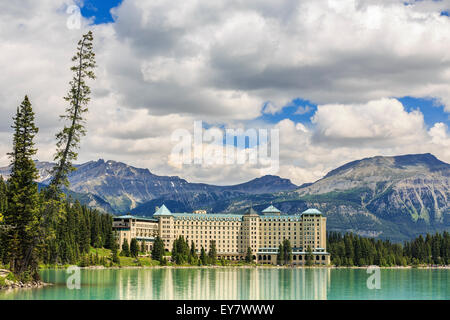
<box><xmin>113</xmin><ymin>222</ymin><xmax>130</xmax><ymax>228</ymax></box>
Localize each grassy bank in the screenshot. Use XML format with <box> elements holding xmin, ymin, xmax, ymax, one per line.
<box><xmin>27</xmin><ymin>247</ymin><xmax>450</xmax><ymax>271</ymax></box>
<box><xmin>38</xmin><ymin>247</ymin><xmax>161</xmax><ymax>269</ymax></box>
<box><xmin>0</xmin><ymin>270</ymin><xmax>16</xmax><ymax>288</ymax></box>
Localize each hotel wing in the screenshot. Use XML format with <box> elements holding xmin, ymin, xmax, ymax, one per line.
<box><xmin>113</xmin><ymin>205</ymin><xmax>330</xmax><ymax>265</ymax></box>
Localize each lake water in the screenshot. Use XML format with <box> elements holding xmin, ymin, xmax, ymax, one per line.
<box><xmin>0</xmin><ymin>268</ymin><xmax>448</xmax><ymax>300</ymax></box>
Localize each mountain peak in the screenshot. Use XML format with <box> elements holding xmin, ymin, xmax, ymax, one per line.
<box><xmin>392</xmin><ymin>153</ymin><xmax>448</xmax><ymax>169</ymax></box>
<box><xmin>323</xmin><ymin>153</ymin><xmax>449</xmax><ymax>179</ymax></box>
<box><xmin>226</xmin><ymin>174</ymin><xmax>297</xmax><ymax>194</ymax></box>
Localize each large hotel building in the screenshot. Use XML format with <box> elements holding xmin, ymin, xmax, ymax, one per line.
<box><xmin>113</xmin><ymin>205</ymin><xmax>330</xmax><ymax>265</ymax></box>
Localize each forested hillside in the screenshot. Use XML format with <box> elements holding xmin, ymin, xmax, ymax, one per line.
<box><xmin>328</xmin><ymin>231</ymin><xmax>450</xmax><ymax>266</ymax></box>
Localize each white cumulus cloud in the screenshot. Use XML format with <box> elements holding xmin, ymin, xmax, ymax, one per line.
<box><xmin>0</xmin><ymin>0</ymin><xmax>449</xmax><ymax>185</ymax></box>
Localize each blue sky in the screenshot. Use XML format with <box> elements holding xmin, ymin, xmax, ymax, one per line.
<box><xmin>257</xmin><ymin>97</ymin><xmax>450</xmax><ymax>130</ymax></box>
<box><xmin>397</xmin><ymin>97</ymin><xmax>450</xmax><ymax>128</ymax></box>
<box><xmin>79</xmin><ymin>0</ymin><xmax>122</xmax><ymax>24</ymax></box>
<box><xmin>259</xmin><ymin>99</ymin><xmax>317</xmax><ymax>125</ymax></box>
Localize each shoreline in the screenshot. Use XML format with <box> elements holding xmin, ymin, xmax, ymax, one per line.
<box><xmin>41</xmin><ymin>264</ymin><xmax>450</xmax><ymax>271</ymax></box>
<box><xmin>0</xmin><ymin>269</ymin><xmax>52</xmax><ymax>291</ymax></box>
<box><xmin>2</xmin><ymin>264</ymin><xmax>448</xmax><ymax>291</ymax></box>
<box><xmin>0</xmin><ymin>280</ymin><xmax>52</xmax><ymax>291</ymax></box>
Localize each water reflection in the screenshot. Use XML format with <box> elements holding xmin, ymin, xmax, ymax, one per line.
<box><xmin>0</xmin><ymin>268</ymin><xmax>447</xmax><ymax>300</ymax></box>
<box><xmin>114</xmin><ymin>268</ymin><xmax>330</xmax><ymax>300</ymax></box>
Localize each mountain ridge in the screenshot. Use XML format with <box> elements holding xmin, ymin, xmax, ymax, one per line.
<box><xmin>1</xmin><ymin>153</ymin><xmax>448</xmax><ymax>240</ymax></box>
<box><xmin>0</xmin><ymin>159</ymin><xmax>298</xmax><ymax>213</ymax></box>
<box><xmin>221</xmin><ymin>153</ymin><xmax>449</xmax><ymax>241</ymax></box>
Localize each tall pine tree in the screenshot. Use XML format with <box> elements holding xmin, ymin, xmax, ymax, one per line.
<box><xmin>208</xmin><ymin>240</ymin><xmax>217</xmax><ymax>264</ymax></box>
<box><xmin>49</xmin><ymin>31</ymin><xmax>96</xmax><ymax>198</ymax></box>
<box><xmin>151</xmin><ymin>236</ymin><xmax>165</xmax><ymax>261</ymax></box>
<box><xmin>4</xmin><ymin>96</ymin><xmax>40</xmax><ymax>280</ymax></box>
<box><xmin>0</xmin><ymin>177</ymin><xmax>7</xmax><ymax>217</ymax></box>
<box><xmin>130</xmin><ymin>238</ymin><xmax>138</xmax><ymax>258</ymax></box>
<box><xmin>283</xmin><ymin>239</ymin><xmax>292</xmax><ymax>265</ymax></box>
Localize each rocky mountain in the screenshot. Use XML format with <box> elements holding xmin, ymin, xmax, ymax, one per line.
<box><xmin>129</xmin><ymin>174</ymin><xmax>298</xmax><ymax>215</ymax></box>
<box><xmin>222</xmin><ymin>175</ymin><xmax>297</xmax><ymax>194</ymax></box>
<box><xmin>1</xmin><ymin>153</ymin><xmax>448</xmax><ymax>240</ymax></box>
<box><xmin>0</xmin><ymin>159</ymin><xmax>298</xmax><ymax>214</ymax></box>
<box><xmin>221</xmin><ymin>153</ymin><xmax>450</xmax><ymax>241</ymax></box>
<box><xmin>0</xmin><ymin>161</ymin><xmax>54</xmax><ymax>183</ymax></box>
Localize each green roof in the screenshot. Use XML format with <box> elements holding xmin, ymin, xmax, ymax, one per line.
<box><xmin>244</xmin><ymin>207</ymin><xmax>259</xmax><ymax>216</ymax></box>
<box><xmin>302</xmin><ymin>208</ymin><xmax>322</xmax><ymax>215</ymax></box>
<box><xmin>153</xmin><ymin>204</ymin><xmax>172</xmax><ymax>216</ymax></box>
<box><xmin>115</xmin><ymin>215</ymin><xmax>134</xmax><ymax>219</ymax></box>
<box><xmin>260</xmin><ymin>215</ymin><xmax>302</xmax><ymax>221</ymax></box>
<box><xmin>149</xmin><ymin>203</ymin><xmax>321</xmax><ymax>220</ymax></box>
<box><xmin>172</xmin><ymin>213</ymin><xmax>243</xmax><ymax>220</ymax></box>
<box><xmin>262</xmin><ymin>205</ymin><xmax>281</xmax><ymax>213</ymax></box>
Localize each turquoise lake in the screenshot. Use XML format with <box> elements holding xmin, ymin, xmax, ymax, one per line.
<box><xmin>0</xmin><ymin>268</ymin><xmax>448</xmax><ymax>300</ymax></box>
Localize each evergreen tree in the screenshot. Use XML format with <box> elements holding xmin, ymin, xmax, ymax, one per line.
<box><xmin>121</xmin><ymin>239</ymin><xmax>130</xmax><ymax>257</ymax></box>
<box><xmin>443</xmin><ymin>231</ymin><xmax>450</xmax><ymax>265</ymax></box>
<box><xmin>354</xmin><ymin>237</ymin><xmax>362</xmax><ymax>266</ymax></box>
<box><xmin>151</xmin><ymin>236</ymin><xmax>165</xmax><ymax>261</ymax></box>
<box><xmin>305</xmin><ymin>246</ymin><xmax>314</xmax><ymax>266</ymax></box>
<box><xmin>0</xmin><ymin>177</ymin><xmax>7</xmax><ymax>216</ymax></box>
<box><xmin>208</xmin><ymin>240</ymin><xmax>217</xmax><ymax>265</ymax></box>
<box><xmin>200</xmin><ymin>246</ymin><xmax>207</xmax><ymax>265</ymax></box>
<box><xmin>130</xmin><ymin>238</ymin><xmax>138</xmax><ymax>258</ymax></box>
<box><xmin>0</xmin><ymin>177</ymin><xmax>6</xmax><ymax>264</ymax></box>
<box><xmin>189</xmin><ymin>241</ymin><xmax>197</xmax><ymax>264</ymax></box>
<box><xmin>283</xmin><ymin>239</ymin><xmax>292</xmax><ymax>265</ymax></box>
<box><xmin>172</xmin><ymin>236</ymin><xmax>190</xmax><ymax>264</ymax></box>
<box><xmin>328</xmin><ymin>231</ymin><xmax>450</xmax><ymax>267</ymax></box>
<box><xmin>344</xmin><ymin>233</ymin><xmax>354</xmax><ymax>263</ymax></box>
<box><xmin>104</xmin><ymin>216</ymin><xmax>114</xmax><ymax>250</ymax></box>
<box><xmin>172</xmin><ymin>237</ymin><xmax>178</xmax><ymax>261</ymax></box>
<box><xmin>90</xmin><ymin>212</ymin><xmax>100</xmax><ymax>247</ymax></box>
<box><xmin>431</xmin><ymin>233</ymin><xmax>441</xmax><ymax>264</ymax></box>
<box><xmin>4</xmin><ymin>96</ymin><xmax>40</xmax><ymax>280</ymax></box>
<box><xmin>79</xmin><ymin>210</ymin><xmax>90</xmax><ymax>253</ymax></box>
<box><xmin>49</xmin><ymin>31</ymin><xmax>96</xmax><ymax>197</ymax></box>
<box><xmin>245</xmin><ymin>247</ymin><xmax>253</xmax><ymax>263</ymax></box>
<box><xmin>111</xmin><ymin>241</ymin><xmax>120</xmax><ymax>264</ymax></box>
<box><xmin>277</xmin><ymin>243</ymin><xmax>284</xmax><ymax>265</ymax></box>
<box><xmin>333</xmin><ymin>255</ymin><xmax>342</xmax><ymax>266</ymax></box>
